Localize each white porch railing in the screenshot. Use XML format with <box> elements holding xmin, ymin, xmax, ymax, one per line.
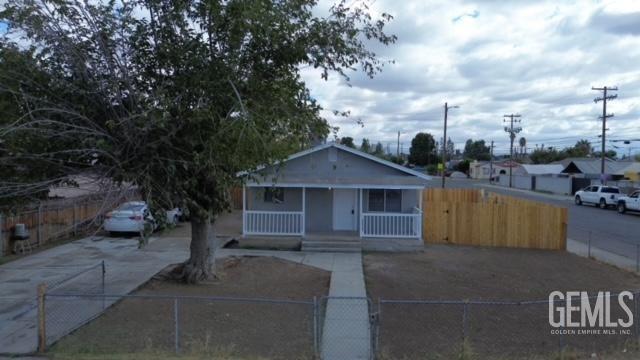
<box><xmin>361</xmin><ymin>210</ymin><xmax>422</xmax><ymax>238</ymax></box>
<box><xmin>243</xmin><ymin>210</ymin><xmax>304</xmax><ymax>236</ymax></box>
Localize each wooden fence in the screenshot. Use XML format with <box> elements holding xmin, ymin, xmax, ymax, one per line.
<box><xmin>422</xmin><ymin>189</ymin><xmax>567</xmax><ymax>250</ymax></box>
<box><xmin>0</xmin><ymin>191</ymin><xmax>138</xmax><ymax>256</ymax></box>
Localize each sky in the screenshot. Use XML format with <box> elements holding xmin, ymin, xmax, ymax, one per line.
<box><xmin>301</xmin><ymin>0</ymin><xmax>640</xmax><ymax>157</ymax></box>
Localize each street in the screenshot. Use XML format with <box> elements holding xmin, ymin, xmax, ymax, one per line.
<box><xmin>443</xmin><ymin>178</ymin><xmax>640</xmax><ymax>258</ymax></box>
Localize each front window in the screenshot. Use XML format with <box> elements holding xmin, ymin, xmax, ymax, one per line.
<box><xmin>264</xmin><ymin>187</ymin><xmax>284</xmax><ymax>203</ymax></box>
<box><xmin>368</xmin><ymin>189</ymin><xmax>402</xmax><ymax>212</ymax></box>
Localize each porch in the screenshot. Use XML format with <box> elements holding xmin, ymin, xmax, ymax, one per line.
<box><xmin>241</xmin><ymin>186</ymin><xmax>423</xmax><ymax>239</ymax></box>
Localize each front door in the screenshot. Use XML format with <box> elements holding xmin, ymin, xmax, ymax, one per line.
<box><xmin>332</xmin><ymin>189</ymin><xmax>357</xmax><ymax>231</ymax></box>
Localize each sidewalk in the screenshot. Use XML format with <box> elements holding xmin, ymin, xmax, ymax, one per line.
<box><xmin>476</xmin><ymin>183</ymin><xmax>574</xmax><ymax>202</ymax></box>
<box><xmin>567</xmin><ymin>238</ymin><xmax>639</xmax><ymax>273</ymax></box>
<box><xmin>321</xmin><ymin>253</ymin><xmax>370</xmax><ymax>360</ymax></box>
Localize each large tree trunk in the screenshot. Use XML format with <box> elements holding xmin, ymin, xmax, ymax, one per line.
<box><xmin>174</xmin><ymin>214</ymin><xmax>216</xmax><ymax>283</ymax></box>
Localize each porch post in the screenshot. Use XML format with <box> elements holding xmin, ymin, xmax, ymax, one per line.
<box><xmin>242</xmin><ymin>186</ymin><xmax>246</xmax><ymax>235</ymax></box>
<box><xmin>301</xmin><ymin>187</ymin><xmax>306</xmax><ymax>236</ymax></box>
<box><xmin>359</xmin><ymin>188</ymin><xmax>364</xmax><ymax>238</ymax></box>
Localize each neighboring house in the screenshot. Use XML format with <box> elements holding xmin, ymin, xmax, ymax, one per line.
<box><xmin>514</xmin><ymin>164</ymin><xmax>564</xmax><ymax>176</ymax></box>
<box><xmin>560</xmin><ymin>159</ymin><xmax>629</xmax><ymax>180</ymax></box>
<box><xmin>240</xmin><ymin>142</ymin><xmax>432</xmax><ymax>240</ymax></box>
<box><xmin>621</xmin><ymin>162</ymin><xmax>640</xmax><ymax>181</ymax></box>
<box><xmin>469</xmin><ymin>160</ymin><xmax>519</xmax><ymax>180</ymax></box>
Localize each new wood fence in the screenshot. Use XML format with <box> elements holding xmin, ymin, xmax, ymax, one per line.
<box><xmin>422</xmin><ymin>189</ymin><xmax>567</xmax><ymax>250</ymax></box>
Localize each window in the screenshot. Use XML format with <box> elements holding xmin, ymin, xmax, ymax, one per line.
<box><xmin>631</xmin><ymin>192</ymin><xmax>639</xmax><ymax>198</ymax></box>
<box><xmin>602</xmin><ymin>187</ymin><xmax>619</xmax><ymax>194</ymax></box>
<box><xmin>264</xmin><ymin>188</ymin><xmax>284</xmax><ymax>203</ymax></box>
<box><xmin>368</xmin><ymin>189</ymin><xmax>402</xmax><ymax>212</ymax></box>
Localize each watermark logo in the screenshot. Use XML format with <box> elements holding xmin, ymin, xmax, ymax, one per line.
<box><xmin>548</xmin><ymin>291</ymin><xmax>634</xmax><ymax>335</ymax></box>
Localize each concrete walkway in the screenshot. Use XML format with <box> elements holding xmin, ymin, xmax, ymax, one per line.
<box><xmin>321</xmin><ymin>253</ymin><xmax>370</xmax><ymax>360</ymax></box>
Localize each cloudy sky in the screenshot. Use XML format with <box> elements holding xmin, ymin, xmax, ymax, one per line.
<box><xmin>302</xmin><ymin>0</ymin><xmax>640</xmax><ymax>156</ymax></box>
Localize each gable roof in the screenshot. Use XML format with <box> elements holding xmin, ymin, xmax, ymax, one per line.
<box><xmin>242</xmin><ymin>142</ymin><xmax>432</xmax><ymax>187</ymax></box>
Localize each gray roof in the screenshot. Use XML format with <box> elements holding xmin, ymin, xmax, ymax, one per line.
<box><xmin>520</xmin><ymin>164</ymin><xmax>564</xmax><ymax>175</ymax></box>
<box><xmin>562</xmin><ymin>159</ymin><xmax>629</xmax><ymax>175</ymax></box>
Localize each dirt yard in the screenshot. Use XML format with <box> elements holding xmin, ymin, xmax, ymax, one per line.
<box><xmin>365</xmin><ymin>245</ymin><xmax>640</xmax><ymax>359</ymax></box>
<box><xmin>52</xmin><ymin>256</ymin><xmax>329</xmax><ymax>359</ymax></box>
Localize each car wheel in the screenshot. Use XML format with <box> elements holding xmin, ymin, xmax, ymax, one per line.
<box><xmin>575</xmin><ymin>196</ymin><xmax>582</xmax><ymax>205</ymax></box>
<box><xmin>618</xmin><ymin>202</ymin><xmax>627</xmax><ymax>214</ymax></box>
<box><xmin>599</xmin><ymin>198</ymin><xmax>607</xmax><ymax>209</ymax></box>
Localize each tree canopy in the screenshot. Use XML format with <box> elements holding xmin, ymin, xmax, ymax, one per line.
<box><xmin>462</xmin><ymin>139</ymin><xmax>491</xmax><ymax>161</ymax></box>
<box><xmin>0</xmin><ymin>0</ymin><xmax>396</xmax><ymax>282</ymax></box>
<box><xmin>408</xmin><ymin>132</ymin><xmax>436</xmax><ymax>166</ymax></box>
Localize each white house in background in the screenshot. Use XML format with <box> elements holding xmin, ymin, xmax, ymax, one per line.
<box><xmin>239</xmin><ymin>142</ymin><xmax>432</xmax><ymax>240</ymax></box>
<box><xmin>469</xmin><ymin>160</ymin><xmax>520</xmax><ymax>180</ymax></box>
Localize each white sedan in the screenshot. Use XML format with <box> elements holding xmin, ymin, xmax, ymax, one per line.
<box><xmin>104</xmin><ymin>201</ymin><xmax>156</xmax><ymax>234</ymax></box>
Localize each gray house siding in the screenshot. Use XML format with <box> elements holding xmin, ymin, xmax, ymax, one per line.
<box><xmin>246</xmin><ymin>187</ymin><xmax>302</xmax><ymax>211</ymax></box>
<box><xmin>259</xmin><ymin>147</ymin><xmax>417</xmax><ymax>182</ymax></box>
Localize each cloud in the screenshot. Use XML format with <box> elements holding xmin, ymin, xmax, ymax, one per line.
<box><xmin>302</xmin><ymin>0</ymin><xmax>640</xmax><ymax>155</ymax></box>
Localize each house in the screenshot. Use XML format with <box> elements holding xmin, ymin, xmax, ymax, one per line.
<box><xmin>560</xmin><ymin>158</ymin><xmax>629</xmax><ymax>180</ymax></box>
<box><xmin>240</xmin><ymin>142</ymin><xmax>432</xmax><ymax>240</ymax></box>
<box><xmin>621</xmin><ymin>162</ymin><xmax>640</xmax><ymax>181</ymax></box>
<box><xmin>469</xmin><ymin>160</ymin><xmax>520</xmax><ymax>180</ymax></box>
<box><xmin>514</xmin><ymin>164</ymin><xmax>564</xmax><ymax>176</ymax></box>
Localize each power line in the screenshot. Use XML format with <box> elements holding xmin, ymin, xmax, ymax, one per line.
<box><xmin>592</xmin><ymin>86</ymin><xmax>618</xmax><ymax>184</ymax></box>
<box><xmin>503</xmin><ymin>114</ymin><xmax>522</xmax><ymax>188</ymax></box>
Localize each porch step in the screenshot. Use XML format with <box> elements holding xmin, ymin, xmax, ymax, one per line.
<box><xmin>301</xmin><ymin>240</ymin><xmax>362</xmax><ymax>253</ymax></box>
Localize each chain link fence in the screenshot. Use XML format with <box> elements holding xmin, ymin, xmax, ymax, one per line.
<box><xmin>41</xmin><ymin>292</ymin><xmax>318</xmax><ymax>359</ymax></box>
<box><xmin>375</xmin><ymin>292</ymin><xmax>640</xmax><ymax>359</ymax></box>
<box><xmin>570</xmin><ymin>226</ymin><xmax>640</xmax><ymax>272</ymax></box>
<box><xmin>319</xmin><ymin>296</ymin><xmax>373</xmax><ymax>360</ymax></box>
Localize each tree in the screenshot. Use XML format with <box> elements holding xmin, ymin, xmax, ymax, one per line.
<box><xmin>340</xmin><ymin>137</ymin><xmax>355</xmax><ymax>148</ymax></box>
<box><xmin>360</xmin><ymin>138</ymin><xmax>371</xmax><ymax>153</ymax></box>
<box><xmin>373</xmin><ymin>142</ymin><xmax>384</xmax><ymax>156</ymax></box>
<box><xmin>408</xmin><ymin>133</ymin><xmax>436</xmax><ymax>166</ymax></box>
<box><xmin>456</xmin><ymin>159</ymin><xmax>470</xmax><ymax>173</ymax></box>
<box><xmin>463</xmin><ymin>139</ymin><xmax>491</xmax><ymax>161</ymax></box>
<box><xmin>565</xmin><ymin>139</ymin><xmax>592</xmax><ymax>158</ymax></box>
<box><xmin>0</xmin><ymin>0</ymin><xmax>396</xmax><ymax>282</ymax></box>
<box><xmin>530</xmin><ymin>147</ymin><xmax>565</xmax><ymax>164</ymax></box>
<box><xmin>518</xmin><ymin>137</ymin><xmax>526</xmax><ymax>157</ymax></box>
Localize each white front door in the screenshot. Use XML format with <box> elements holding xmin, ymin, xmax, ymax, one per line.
<box><xmin>332</xmin><ymin>189</ymin><xmax>357</xmax><ymax>231</ymax></box>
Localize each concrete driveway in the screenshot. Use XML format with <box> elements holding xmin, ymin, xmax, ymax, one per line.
<box><xmin>0</xmin><ymin>229</ymin><xmax>191</xmax><ymax>354</ymax></box>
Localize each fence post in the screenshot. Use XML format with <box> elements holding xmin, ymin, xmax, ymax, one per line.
<box><xmin>37</xmin><ymin>283</ymin><xmax>47</xmax><ymax>352</ymax></box>
<box><xmin>101</xmin><ymin>260</ymin><xmax>106</xmax><ymax>310</ymax></box>
<box><xmin>36</xmin><ymin>204</ymin><xmax>42</xmax><ymax>247</ymax></box>
<box><xmin>0</xmin><ymin>213</ymin><xmax>4</xmax><ymax>257</ymax></box>
<box><xmin>313</xmin><ymin>296</ymin><xmax>318</xmax><ymax>357</ymax></box>
<box><xmin>174</xmin><ymin>298</ymin><xmax>180</xmax><ymax>354</ymax></box>
<box><xmin>462</xmin><ymin>302</ymin><xmax>468</xmax><ymax>344</ymax></box>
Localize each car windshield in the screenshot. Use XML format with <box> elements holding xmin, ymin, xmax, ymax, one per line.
<box><xmin>601</xmin><ymin>187</ymin><xmax>619</xmax><ymax>193</ymax></box>
<box><xmin>117</xmin><ymin>204</ymin><xmax>145</xmax><ymax>212</ymax></box>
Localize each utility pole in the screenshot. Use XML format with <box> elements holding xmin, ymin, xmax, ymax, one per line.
<box><xmin>592</xmin><ymin>86</ymin><xmax>617</xmax><ymax>184</ymax></box>
<box><xmin>442</xmin><ymin>102</ymin><xmax>459</xmax><ymax>188</ymax></box>
<box><xmin>489</xmin><ymin>140</ymin><xmax>494</xmax><ymax>184</ymax></box>
<box><xmin>503</xmin><ymin>114</ymin><xmax>522</xmax><ymax>188</ymax></box>
<box><xmin>396</xmin><ymin>131</ymin><xmax>400</xmax><ymax>159</ymax></box>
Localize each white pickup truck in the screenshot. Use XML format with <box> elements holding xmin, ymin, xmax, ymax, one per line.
<box><xmin>574</xmin><ymin>185</ymin><xmax>622</xmax><ymax>209</ymax></box>
<box><xmin>617</xmin><ymin>190</ymin><xmax>640</xmax><ymax>214</ymax></box>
